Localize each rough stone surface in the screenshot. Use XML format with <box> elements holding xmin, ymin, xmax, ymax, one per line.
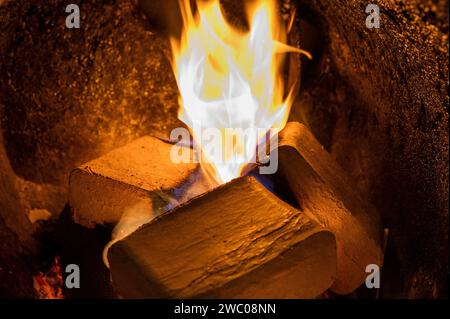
<box><xmin>0</xmin><ymin>0</ymin><xmax>181</xmax><ymax>186</ymax></box>
<box><xmin>0</xmin><ymin>0</ymin><xmax>182</xmax><ymax>242</ymax></box>
<box><xmin>1</xmin><ymin>132</ymin><xmax>66</xmax><ymax>243</ymax></box>
<box><xmin>292</xmin><ymin>0</ymin><xmax>448</xmax><ymax>298</ymax></box>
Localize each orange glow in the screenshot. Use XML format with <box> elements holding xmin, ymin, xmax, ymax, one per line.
<box><xmin>170</xmin><ymin>0</ymin><xmax>309</xmax><ymax>184</ymax></box>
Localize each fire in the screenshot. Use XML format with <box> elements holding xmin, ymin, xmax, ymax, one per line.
<box><xmin>170</xmin><ymin>0</ymin><xmax>309</xmax><ymax>184</ymax></box>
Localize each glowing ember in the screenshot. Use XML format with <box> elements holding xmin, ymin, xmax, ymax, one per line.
<box><xmin>170</xmin><ymin>0</ymin><xmax>310</xmax><ymax>184</ymax></box>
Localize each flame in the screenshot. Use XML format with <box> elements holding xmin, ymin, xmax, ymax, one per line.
<box><xmin>171</xmin><ymin>0</ymin><xmax>308</xmax><ymax>184</ymax></box>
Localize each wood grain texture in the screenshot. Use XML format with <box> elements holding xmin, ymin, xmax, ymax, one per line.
<box><xmin>108</xmin><ymin>175</ymin><xmax>336</xmax><ymax>298</ymax></box>
<box><xmin>278</xmin><ymin>121</ymin><xmax>383</xmax><ymax>294</ymax></box>
<box><xmin>69</xmin><ymin>136</ymin><xmax>202</xmax><ymax>228</ymax></box>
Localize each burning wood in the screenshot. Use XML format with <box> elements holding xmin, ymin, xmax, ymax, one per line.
<box><xmin>169</xmin><ymin>0</ymin><xmax>309</xmax><ymax>184</ymax></box>
<box><xmin>107</xmin><ymin>175</ymin><xmax>336</xmax><ymax>298</ymax></box>
<box><xmin>278</xmin><ymin>122</ymin><xmax>384</xmax><ymax>294</ymax></box>
<box><xmin>0</xmin><ymin>0</ymin><xmax>445</xmax><ymax>300</ymax></box>
<box><xmin>33</xmin><ymin>257</ymin><xmax>64</xmax><ymax>299</ymax></box>
<box><xmin>68</xmin><ymin>121</ymin><xmax>383</xmax><ymax>297</ymax></box>
<box><xmin>69</xmin><ymin>136</ymin><xmax>204</xmax><ymax>228</ymax></box>
<box><xmin>66</xmin><ymin>0</ymin><xmax>383</xmax><ymax>298</ymax></box>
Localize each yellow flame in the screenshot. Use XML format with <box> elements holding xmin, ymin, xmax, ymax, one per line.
<box><xmin>171</xmin><ymin>0</ymin><xmax>306</xmax><ymax>184</ymax></box>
